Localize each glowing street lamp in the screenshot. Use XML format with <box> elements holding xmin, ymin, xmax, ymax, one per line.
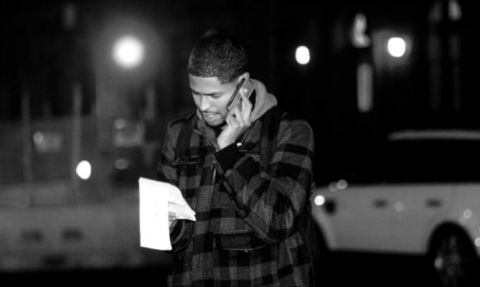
<box><xmin>387</xmin><ymin>37</ymin><xmax>407</xmax><ymax>58</ymax></box>
<box><xmin>295</xmin><ymin>45</ymin><xmax>311</xmax><ymax>65</ymax></box>
<box><xmin>112</xmin><ymin>35</ymin><xmax>145</xmax><ymax>69</ymax></box>
<box><xmin>76</xmin><ymin>160</ymin><xmax>92</xmax><ymax>180</ymax></box>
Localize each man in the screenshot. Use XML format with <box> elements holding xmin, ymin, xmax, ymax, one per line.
<box><xmin>157</xmin><ymin>31</ymin><xmax>315</xmax><ymax>287</ymax></box>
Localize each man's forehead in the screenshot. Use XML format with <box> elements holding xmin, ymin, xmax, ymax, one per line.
<box><xmin>189</xmin><ymin>75</ymin><xmax>220</xmax><ymax>84</ymax></box>
<box><xmin>189</xmin><ymin>75</ymin><xmax>233</xmax><ymax>93</ymax></box>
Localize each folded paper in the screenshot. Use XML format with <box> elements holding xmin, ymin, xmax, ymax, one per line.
<box><xmin>138</xmin><ymin>177</ymin><xmax>196</xmax><ymax>251</ymax></box>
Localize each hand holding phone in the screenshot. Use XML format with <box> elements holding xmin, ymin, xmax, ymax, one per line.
<box><xmin>217</xmin><ymin>78</ymin><xmax>255</xmax><ymax>150</ymax></box>
<box><xmin>226</xmin><ymin>78</ymin><xmax>255</xmax><ymax>112</ymax></box>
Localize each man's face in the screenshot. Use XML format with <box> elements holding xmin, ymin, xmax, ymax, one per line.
<box><xmin>189</xmin><ymin>74</ymin><xmax>238</xmax><ymax>127</ymax></box>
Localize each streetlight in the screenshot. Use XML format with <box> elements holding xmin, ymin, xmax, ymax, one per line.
<box><xmin>112</xmin><ymin>35</ymin><xmax>145</xmax><ymax>69</ymax></box>
<box><xmin>76</xmin><ymin>160</ymin><xmax>92</xmax><ymax>180</ymax></box>
<box><xmin>387</xmin><ymin>37</ymin><xmax>407</xmax><ymax>58</ymax></box>
<box><xmin>295</xmin><ymin>45</ymin><xmax>311</xmax><ymax>65</ymax></box>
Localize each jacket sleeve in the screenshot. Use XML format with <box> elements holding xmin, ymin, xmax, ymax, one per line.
<box><xmin>213</xmin><ymin>118</ymin><xmax>314</xmax><ymax>244</ymax></box>
<box><xmin>156</xmin><ymin>122</ymin><xmax>191</xmax><ymax>254</ymax></box>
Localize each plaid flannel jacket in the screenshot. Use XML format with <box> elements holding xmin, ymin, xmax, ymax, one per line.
<box><xmin>157</xmin><ymin>106</ymin><xmax>314</xmax><ymax>287</ymax></box>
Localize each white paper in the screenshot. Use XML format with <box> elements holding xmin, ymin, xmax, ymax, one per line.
<box><xmin>138</xmin><ymin>177</ymin><xmax>196</xmax><ymax>251</ymax></box>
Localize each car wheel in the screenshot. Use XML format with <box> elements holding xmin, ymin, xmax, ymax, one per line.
<box><xmin>428</xmin><ymin>230</ymin><xmax>478</xmax><ymax>287</ymax></box>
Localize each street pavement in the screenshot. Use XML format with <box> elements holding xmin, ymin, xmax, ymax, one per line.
<box><xmin>0</xmin><ymin>253</ymin><xmax>440</xmax><ymax>286</ymax></box>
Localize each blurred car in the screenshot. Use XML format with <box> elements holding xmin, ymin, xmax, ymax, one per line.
<box><xmin>311</xmin><ymin>129</ymin><xmax>480</xmax><ymax>287</ymax></box>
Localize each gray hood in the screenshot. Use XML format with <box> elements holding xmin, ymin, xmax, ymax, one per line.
<box><xmin>249</xmin><ymin>78</ymin><xmax>277</xmax><ymax>122</ymax></box>
<box><xmin>195</xmin><ymin>78</ymin><xmax>278</xmax><ymax>123</ymax></box>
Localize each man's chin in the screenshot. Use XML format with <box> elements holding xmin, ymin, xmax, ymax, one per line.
<box><xmin>205</xmin><ymin>119</ymin><xmax>223</xmax><ymax>127</ymax></box>
<box><xmin>202</xmin><ymin>114</ymin><xmax>224</xmax><ymax>127</ymax></box>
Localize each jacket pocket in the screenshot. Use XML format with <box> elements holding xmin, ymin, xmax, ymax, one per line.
<box><xmin>214</xmin><ymin>232</ymin><xmax>279</xmax><ymax>286</ymax></box>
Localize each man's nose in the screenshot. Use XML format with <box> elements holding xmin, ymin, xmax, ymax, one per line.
<box><xmin>198</xmin><ymin>96</ymin><xmax>211</xmax><ymax>111</ymax></box>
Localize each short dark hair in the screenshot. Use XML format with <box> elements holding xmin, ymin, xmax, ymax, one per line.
<box><xmin>187</xmin><ymin>31</ymin><xmax>248</xmax><ymax>84</ymax></box>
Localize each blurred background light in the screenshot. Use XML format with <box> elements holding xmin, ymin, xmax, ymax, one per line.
<box><xmin>114</xmin><ymin>158</ymin><xmax>130</xmax><ymax>170</ymax></box>
<box><xmin>295</xmin><ymin>45</ymin><xmax>311</xmax><ymax>65</ymax></box>
<box><xmin>76</xmin><ymin>160</ymin><xmax>92</xmax><ymax>180</ymax></box>
<box><xmin>387</xmin><ymin>37</ymin><xmax>407</xmax><ymax>58</ymax></box>
<box><xmin>112</xmin><ymin>35</ymin><xmax>145</xmax><ymax>69</ymax></box>
<box><xmin>449</xmin><ymin>0</ymin><xmax>462</xmax><ymax>21</ymax></box>
<box><xmin>62</xmin><ymin>3</ymin><xmax>77</xmax><ymax>30</ymax></box>
<box><xmin>352</xmin><ymin>13</ymin><xmax>371</xmax><ymax>48</ymax></box>
<box><xmin>336</xmin><ymin>179</ymin><xmax>348</xmax><ymax>190</ymax></box>
<box><xmin>314</xmin><ymin>195</ymin><xmax>326</xmax><ymax>206</ymax></box>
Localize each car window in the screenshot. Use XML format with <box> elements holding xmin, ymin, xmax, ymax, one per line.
<box><xmin>383</xmin><ymin>139</ymin><xmax>480</xmax><ymax>183</ymax></box>
<box><xmin>326</xmin><ymin>132</ymin><xmax>480</xmax><ymax>185</ymax></box>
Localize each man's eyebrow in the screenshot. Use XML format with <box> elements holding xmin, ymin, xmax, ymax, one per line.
<box><xmin>190</xmin><ymin>88</ymin><xmax>217</xmax><ymax>96</ymax></box>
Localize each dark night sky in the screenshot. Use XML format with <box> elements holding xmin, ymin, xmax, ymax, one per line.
<box><xmin>0</xmin><ymin>0</ymin><xmax>478</xmax><ymax>185</ymax></box>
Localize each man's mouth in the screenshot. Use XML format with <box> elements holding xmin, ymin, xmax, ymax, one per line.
<box><xmin>202</xmin><ymin>113</ymin><xmax>217</xmax><ymax>120</ymax></box>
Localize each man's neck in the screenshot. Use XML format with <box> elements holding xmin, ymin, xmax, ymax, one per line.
<box><xmin>211</xmin><ymin>122</ymin><xmax>225</xmax><ymax>137</ymax></box>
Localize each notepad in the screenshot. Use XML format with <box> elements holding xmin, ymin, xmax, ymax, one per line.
<box><xmin>138</xmin><ymin>177</ymin><xmax>196</xmax><ymax>250</ymax></box>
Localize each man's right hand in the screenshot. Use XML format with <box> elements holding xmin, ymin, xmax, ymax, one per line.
<box><xmin>217</xmin><ymin>91</ymin><xmax>253</xmax><ymax>149</ymax></box>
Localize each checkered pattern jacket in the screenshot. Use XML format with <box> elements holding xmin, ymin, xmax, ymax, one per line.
<box><xmin>157</xmin><ymin>86</ymin><xmax>314</xmax><ymax>287</ymax></box>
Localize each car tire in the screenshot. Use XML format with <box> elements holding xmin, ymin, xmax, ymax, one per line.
<box><xmin>428</xmin><ymin>229</ymin><xmax>478</xmax><ymax>287</ymax></box>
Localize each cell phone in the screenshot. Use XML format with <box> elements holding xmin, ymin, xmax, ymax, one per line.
<box><xmin>226</xmin><ymin>78</ymin><xmax>255</xmax><ymax>112</ymax></box>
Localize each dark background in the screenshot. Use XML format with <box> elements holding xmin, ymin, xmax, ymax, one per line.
<box><xmin>0</xmin><ymin>0</ymin><xmax>476</xmax><ymax>286</ymax></box>
<box><xmin>1</xmin><ymin>0</ymin><xmax>478</xmax><ymax>185</ymax></box>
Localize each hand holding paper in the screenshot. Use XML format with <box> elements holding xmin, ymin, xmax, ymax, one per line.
<box><xmin>168</xmin><ymin>182</ymin><xmax>196</xmax><ymax>221</ymax></box>
<box><xmin>139</xmin><ymin>177</ymin><xmax>196</xmax><ymax>251</ymax></box>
